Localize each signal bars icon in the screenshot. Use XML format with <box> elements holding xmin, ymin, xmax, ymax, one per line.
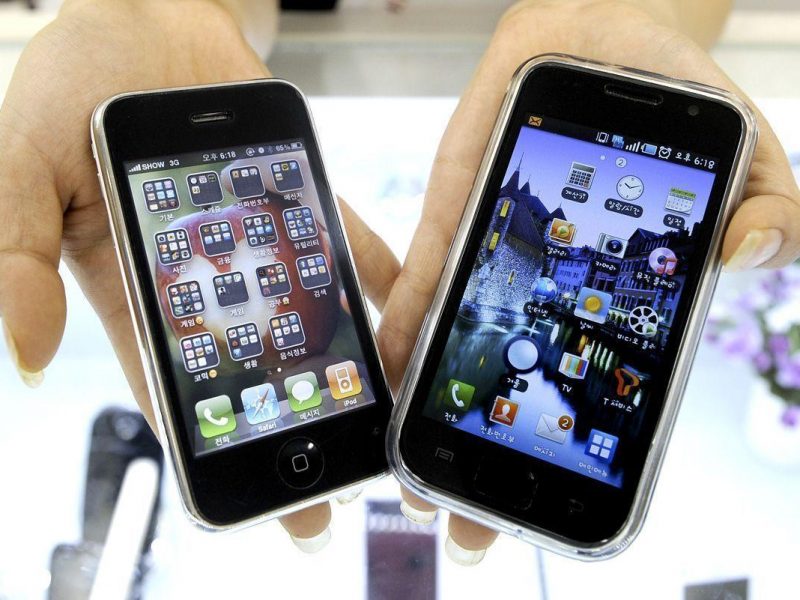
<box><xmin>624</xmin><ymin>140</ymin><xmax>641</xmax><ymax>153</ymax></box>
<box><xmin>128</xmin><ymin>164</ymin><xmax>143</xmax><ymax>174</ymax></box>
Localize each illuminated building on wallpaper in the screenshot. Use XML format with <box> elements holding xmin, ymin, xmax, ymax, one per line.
<box><xmin>613</xmin><ymin>226</ymin><xmax>695</xmax><ymax>330</ymax></box>
<box><xmin>460</xmin><ymin>165</ymin><xmax>555</xmax><ymax>323</ymax></box>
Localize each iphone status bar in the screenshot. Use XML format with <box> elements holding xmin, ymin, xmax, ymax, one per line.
<box><xmin>124</xmin><ymin>139</ymin><xmax>305</xmax><ymax>175</ymax></box>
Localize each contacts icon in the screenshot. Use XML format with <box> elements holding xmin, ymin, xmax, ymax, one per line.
<box><xmin>489</xmin><ymin>396</ymin><xmax>519</xmax><ymax>428</ymax></box>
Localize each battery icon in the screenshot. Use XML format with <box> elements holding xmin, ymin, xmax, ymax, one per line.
<box><xmin>290</xmin><ymin>142</ymin><xmax>303</xmax><ymax>150</ymax></box>
<box><xmin>641</xmin><ymin>143</ymin><xmax>658</xmax><ymax>156</ymax></box>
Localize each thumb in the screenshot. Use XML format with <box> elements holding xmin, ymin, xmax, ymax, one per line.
<box><xmin>721</xmin><ymin>101</ymin><xmax>800</xmax><ymax>271</ymax></box>
<box><xmin>0</xmin><ymin>126</ymin><xmax>66</xmax><ymax>387</ymax></box>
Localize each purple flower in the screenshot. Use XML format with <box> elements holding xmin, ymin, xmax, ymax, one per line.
<box><xmin>753</xmin><ymin>352</ymin><xmax>772</xmax><ymax>373</ymax></box>
<box><xmin>717</xmin><ymin>315</ymin><xmax>763</xmax><ymax>360</ymax></box>
<box><xmin>769</xmin><ymin>334</ymin><xmax>791</xmax><ymax>356</ymax></box>
<box><xmin>781</xmin><ymin>405</ymin><xmax>800</xmax><ymax>428</ymax></box>
<box><xmin>776</xmin><ymin>354</ymin><xmax>800</xmax><ymax>389</ymax></box>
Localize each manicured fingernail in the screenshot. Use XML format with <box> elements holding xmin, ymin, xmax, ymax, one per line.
<box><xmin>725</xmin><ymin>228</ymin><xmax>782</xmax><ymax>272</ymax></box>
<box><xmin>445</xmin><ymin>535</ymin><xmax>487</xmax><ymax>566</ymax></box>
<box><xmin>400</xmin><ymin>500</ymin><xmax>437</xmax><ymax>525</ymax></box>
<box><xmin>335</xmin><ymin>488</ymin><xmax>362</xmax><ymax>505</ymax></box>
<box><xmin>290</xmin><ymin>527</ymin><xmax>331</xmax><ymax>554</ymax></box>
<box><xmin>2</xmin><ymin>322</ymin><xmax>43</xmax><ymax>388</ymax></box>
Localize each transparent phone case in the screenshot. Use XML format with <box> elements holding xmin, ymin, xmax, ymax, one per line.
<box><xmin>386</xmin><ymin>54</ymin><xmax>758</xmax><ymax>560</ymax></box>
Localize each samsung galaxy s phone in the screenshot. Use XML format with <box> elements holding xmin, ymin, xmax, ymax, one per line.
<box><xmin>388</xmin><ymin>55</ymin><xmax>757</xmax><ymax>559</ymax></box>
<box><xmin>91</xmin><ymin>80</ymin><xmax>392</xmax><ymax>529</ymax></box>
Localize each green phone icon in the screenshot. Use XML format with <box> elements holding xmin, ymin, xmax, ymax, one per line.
<box><xmin>195</xmin><ymin>395</ymin><xmax>237</xmax><ymax>439</ymax></box>
<box><xmin>285</xmin><ymin>372</ymin><xmax>323</xmax><ymax>413</ymax></box>
<box><xmin>445</xmin><ymin>379</ymin><xmax>475</xmax><ymax>411</ymax></box>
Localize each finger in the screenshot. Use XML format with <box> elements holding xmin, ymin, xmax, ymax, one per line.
<box><xmin>445</xmin><ymin>513</ymin><xmax>499</xmax><ymax>567</ymax></box>
<box><xmin>399</xmin><ymin>486</ymin><xmax>438</xmax><ymax>525</ymax></box>
<box><xmin>338</xmin><ymin>197</ymin><xmax>400</xmax><ymax>312</ymax></box>
<box><xmin>0</xmin><ymin>122</ymin><xmax>65</xmax><ymax>386</ymax></box>
<box><xmin>279</xmin><ymin>501</ymin><xmax>332</xmax><ymax>553</ymax></box>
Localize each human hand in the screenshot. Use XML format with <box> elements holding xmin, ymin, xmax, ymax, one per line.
<box><xmin>0</xmin><ymin>0</ymin><xmax>399</xmax><ymax>550</ymax></box>
<box><xmin>378</xmin><ymin>0</ymin><xmax>800</xmax><ymax>564</ymax></box>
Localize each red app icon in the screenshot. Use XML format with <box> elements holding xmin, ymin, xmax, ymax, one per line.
<box><xmin>489</xmin><ymin>396</ymin><xmax>519</xmax><ymax>428</ymax></box>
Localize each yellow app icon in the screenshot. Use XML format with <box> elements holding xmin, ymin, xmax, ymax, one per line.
<box><xmin>548</xmin><ymin>218</ymin><xmax>577</xmax><ymax>245</ymax></box>
<box><xmin>325</xmin><ymin>360</ymin><xmax>362</xmax><ymax>400</ymax></box>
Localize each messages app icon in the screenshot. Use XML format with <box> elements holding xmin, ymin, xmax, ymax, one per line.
<box><xmin>285</xmin><ymin>372</ymin><xmax>323</xmax><ymax>413</ymax></box>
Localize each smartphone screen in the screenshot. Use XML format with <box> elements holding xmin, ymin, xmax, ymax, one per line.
<box><xmin>124</xmin><ymin>139</ymin><xmax>378</xmax><ymax>457</ymax></box>
<box><xmin>420</xmin><ymin>115</ymin><xmax>718</xmax><ymax>488</ymax></box>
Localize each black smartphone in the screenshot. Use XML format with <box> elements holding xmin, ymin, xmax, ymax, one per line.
<box><xmin>91</xmin><ymin>80</ymin><xmax>392</xmax><ymax>528</ymax></box>
<box><xmin>388</xmin><ymin>55</ymin><xmax>757</xmax><ymax>559</ymax></box>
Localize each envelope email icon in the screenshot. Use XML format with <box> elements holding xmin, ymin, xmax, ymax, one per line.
<box><xmin>528</xmin><ymin>115</ymin><xmax>543</xmax><ymax>127</ymax></box>
<box><xmin>535</xmin><ymin>413</ymin><xmax>567</xmax><ymax>444</ymax></box>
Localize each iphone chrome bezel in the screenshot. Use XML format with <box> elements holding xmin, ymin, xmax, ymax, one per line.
<box><xmin>92</xmin><ymin>79</ymin><xmax>392</xmax><ymax>531</ymax></box>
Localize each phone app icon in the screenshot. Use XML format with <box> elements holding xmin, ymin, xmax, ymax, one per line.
<box><xmin>179</xmin><ymin>332</ymin><xmax>220</xmax><ymax>373</ymax></box>
<box><xmin>271</xmin><ymin>160</ymin><xmax>304</xmax><ymax>192</ymax></box>
<box><xmin>143</xmin><ymin>178</ymin><xmax>179</xmax><ymax>213</ymax></box>
<box><xmin>325</xmin><ymin>360</ymin><xmax>362</xmax><ymax>400</ymax></box>
<box><xmin>648</xmin><ymin>247</ymin><xmax>678</xmax><ymax>275</ymax></box>
<box><xmin>548</xmin><ymin>218</ymin><xmax>576</xmax><ymax>246</ymax></box>
<box><xmin>155</xmin><ymin>228</ymin><xmax>192</xmax><ymax>265</ymax></box>
<box><xmin>535</xmin><ymin>413</ymin><xmax>571</xmax><ymax>444</ymax></box>
<box><xmin>565</xmin><ymin>161</ymin><xmax>596</xmax><ymax>190</ymax></box>
<box><xmin>596</xmin><ymin>233</ymin><xmax>628</xmax><ymax>258</ymax></box>
<box><xmin>195</xmin><ymin>395</ymin><xmax>236</xmax><ymax>439</ymax></box>
<box><xmin>614</xmin><ymin>367</ymin><xmax>640</xmax><ymax>397</ymax></box>
<box><xmin>242</xmin><ymin>213</ymin><xmax>278</xmax><ymax>248</ymax></box>
<box><xmin>584</xmin><ymin>429</ymin><xmax>618</xmax><ymax>463</ymax></box>
<box><xmin>296</xmin><ymin>254</ymin><xmax>331</xmax><ymax>290</ymax></box>
<box><xmin>282</xmin><ymin>207</ymin><xmax>318</xmax><ymax>241</ymax></box>
<box><xmin>444</xmin><ymin>379</ymin><xmax>475</xmax><ymax>411</ymax></box>
<box><xmin>230</xmin><ymin>165</ymin><xmax>266</xmax><ymax>199</ymax></box>
<box><xmin>187</xmin><ymin>172</ymin><xmax>223</xmax><ymax>206</ymax></box>
<box><xmin>628</xmin><ymin>305</ymin><xmax>659</xmax><ymax>337</ymax></box>
<box><xmin>284</xmin><ymin>372</ymin><xmax>322</xmax><ymax>412</ymax></box>
<box><xmin>489</xmin><ymin>396</ymin><xmax>519</xmax><ymax>428</ymax></box>
<box><xmin>213</xmin><ymin>272</ymin><xmax>249</xmax><ymax>308</ymax></box>
<box><xmin>574</xmin><ymin>287</ymin><xmax>612</xmax><ymax>323</ymax></box>
<box><xmin>256</xmin><ymin>262</ymin><xmax>292</xmax><ymax>298</ymax></box>
<box><xmin>665</xmin><ymin>186</ymin><xmax>695</xmax><ymax>214</ymax></box>
<box><xmin>226</xmin><ymin>322</ymin><xmax>264</xmax><ymax>361</ymax></box>
<box><xmin>268</xmin><ymin>311</ymin><xmax>305</xmax><ymax>350</ymax></box>
<box><xmin>199</xmin><ymin>220</ymin><xmax>236</xmax><ymax>256</ymax></box>
<box><xmin>166</xmin><ymin>280</ymin><xmax>205</xmax><ymax>318</ymax></box>
<box><xmin>241</xmin><ymin>383</ymin><xmax>280</xmax><ymax>425</ymax></box>
<box><xmin>558</xmin><ymin>352</ymin><xmax>588</xmax><ymax>379</ymax></box>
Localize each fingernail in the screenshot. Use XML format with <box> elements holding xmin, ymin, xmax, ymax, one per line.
<box><xmin>290</xmin><ymin>526</ymin><xmax>331</xmax><ymax>554</ymax></box>
<box><xmin>725</xmin><ymin>228</ymin><xmax>782</xmax><ymax>272</ymax></box>
<box><xmin>445</xmin><ymin>535</ymin><xmax>487</xmax><ymax>566</ymax></box>
<box><xmin>2</xmin><ymin>322</ymin><xmax>44</xmax><ymax>388</ymax></box>
<box><xmin>400</xmin><ymin>500</ymin><xmax>437</xmax><ymax>525</ymax></box>
<box><xmin>335</xmin><ymin>488</ymin><xmax>362</xmax><ymax>505</ymax></box>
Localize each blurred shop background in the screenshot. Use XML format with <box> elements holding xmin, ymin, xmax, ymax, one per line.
<box><xmin>1</xmin><ymin>1</ymin><xmax>799</xmax><ymax>599</ymax></box>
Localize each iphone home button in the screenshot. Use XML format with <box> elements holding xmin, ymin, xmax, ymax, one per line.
<box><xmin>277</xmin><ymin>437</ymin><xmax>325</xmax><ymax>489</ymax></box>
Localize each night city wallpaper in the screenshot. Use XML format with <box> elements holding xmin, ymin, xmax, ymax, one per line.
<box><xmin>423</xmin><ymin>123</ymin><xmax>717</xmax><ymax>487</ymax></box>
